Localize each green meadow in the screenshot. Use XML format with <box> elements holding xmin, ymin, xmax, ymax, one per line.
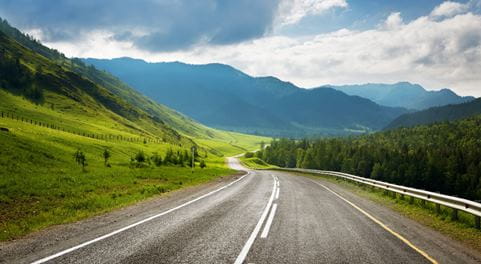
<box><xmin>0</xmin><ymin>90</ymin><xmax>267</xmax><ymax>241</ymax></box>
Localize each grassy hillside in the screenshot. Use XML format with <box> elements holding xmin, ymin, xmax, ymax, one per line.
<box><xmin>0</xmin><ymin>19</ymin><xmax>268</xmax><ymax>241</ymax></box>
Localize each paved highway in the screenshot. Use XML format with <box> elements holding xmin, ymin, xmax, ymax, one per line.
<box><xmin>1</xmin><ymin>157</ymin><xmax>481</xmax><ymax>263</ymax></box>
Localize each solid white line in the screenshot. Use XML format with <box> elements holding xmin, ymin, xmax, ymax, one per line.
<box><xmin>275</xmin><ymin>187</ymin><xmax>280</xmax><ymax>200</ymax></box>
<box><xmin>308</xmin><ymin>179</ymin><xmax>438</xmax><ymax>264</ymax></box>
<box><xmin>260</xmin><ymin>203</ymin><xmax>278</xmax><ymax>238</ymax></box>
<box><xmin>31</xmin><ymin>172</ymin><xmax>250</xmax><ymax>264</ymax></box>
<box><xmin>234</xmin><ymin>175</ymin><xmax>277</xmax><ymax>264</ymax></box>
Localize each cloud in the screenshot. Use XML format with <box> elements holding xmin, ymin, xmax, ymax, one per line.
<box><xmin>383</xmin><ymin>12</ymin><xmax>403</xmax><ymax>30</ymax></box>
<box><xmin>0</xmin><ymin>0</ymin><xmax>280</xmax><ymax>51</ymax></box>
<box><xmin>276</xmin><ymin>0</ymin><xmax>348</xmax><ymax>25</ymax></box>
<box><xmin>4</xmin><ymin>1</ymin><xmax>481</xmax><ymax>96</ymax></box>
<box><xmin>430</xmin><ymin>1</ymin><xmax>468</xmax><ymax>18</ymax></box>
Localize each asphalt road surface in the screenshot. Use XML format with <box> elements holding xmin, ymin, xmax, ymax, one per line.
<box><xmin>1</xmin><ymin>158</ymin><xmax>481</xmax><ymax>264</ymax></box>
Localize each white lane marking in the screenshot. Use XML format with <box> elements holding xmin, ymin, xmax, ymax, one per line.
<box><xmin>275</xmin><ymin>187</ymin><xmax>280</xmax><ymax>200</ymax></box>
<box><xmin>308</xmin><ymin>179</ymin><xmax>438</xmax><ymax>264</ymax></box>
<box><xmin>234</xmin><ymin>175</ymin><xmax>277</xmax><ymax>264</ymax></box>
<box><xmin>31</xmin><ymin>173</ymin><xmax>250</xmax><ymax>264</ymax></box>
<box><xmin>260</xmin><ymin>203</ymin><xmax>278</xmax><ymax>238</ymax></box>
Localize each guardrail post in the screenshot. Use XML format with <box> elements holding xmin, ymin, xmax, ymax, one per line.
<box><xmin>452</xmin><ymin>209</ymin><xmax>458</xmax><ymax>221</ymax></box>
<box><xmin>409</xmin><ymin>196</ymin><xmax>414</xmax><ymax>204</ymax></box>
<box><xmin>400</xmin><ymin>194</ymin><xmax>404</xmax><ymax>200</ymax></box>
<box><xmin>436</xmin><ymin>204</ymin><xmax>441</xmax><ymax>215</ymax></box>
<box><xmin>476</xmin><ymin>216</ymin><xmax>480</xmax><ymax>229</ymax></box>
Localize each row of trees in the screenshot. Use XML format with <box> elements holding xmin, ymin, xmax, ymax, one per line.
<box><xmin>74</xmin><ymin>148</ymin><xmax>206</xmax><ymax>170</ymax></box>
<box><xmin>257</xmin><ymin>116</ymin><xmax>481</xmax><ymax>200</ymax></box>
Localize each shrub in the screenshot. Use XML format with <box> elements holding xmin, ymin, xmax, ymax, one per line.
<box><xmin>244</xmin><ymin>152</ymin><xmax>254</xmax><ymax>158</ymax></box>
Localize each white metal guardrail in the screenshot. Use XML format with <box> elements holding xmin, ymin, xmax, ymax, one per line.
<box><xmin>278</xmin><ymin>168</ymin><xmax>481</xmax><ymax>229</ymax></box>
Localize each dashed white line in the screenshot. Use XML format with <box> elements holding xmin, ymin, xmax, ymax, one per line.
<box><xmin>234</xmin><ymin>175</ymin><xmax>277</xmax><ymax>264</ymax></box>
<box><xmin>275</xmin><ymin>187</ymin><xmax>280</xmax><ymax>200</ymax></box>
<box><xmin>31</xmin><ymin>172</ymin><xmax>250</xmax><ymax>264</ymax></box>
<box><xmin>260</xmin><ymin>203</ymin><xmax>278</xmax><ymax>238</ymax></box>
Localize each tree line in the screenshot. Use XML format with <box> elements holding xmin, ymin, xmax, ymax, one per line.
<box><xmin>74</xmin><ymin>148</ymin><xmax>206</xmax><ymax>171</ymax></box>
<box><xmin>257</xmin><ymin>116</ymin><xmax>481</xmax><ymax>200</ymax></box>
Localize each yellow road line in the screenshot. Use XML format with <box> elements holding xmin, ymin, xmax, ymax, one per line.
<box><xmin>310</xmin><ymin>179</ymin><xmax>438</xmax><ymax>264</ymax></box>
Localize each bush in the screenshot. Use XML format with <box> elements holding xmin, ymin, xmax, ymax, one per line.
<box><xmin>151</xmin><ymin>152</ymin><xmax>162</xmax><ymax>167</ymax></box>
<box><xmin>244</xmin><ymin>152</ymin><xmax>254</xmax><ymax>158</ymax></box>
<box><xmin>200</xmin><ymin>160</ymin><xmax>206</xmax><ymax>169</ymax></box>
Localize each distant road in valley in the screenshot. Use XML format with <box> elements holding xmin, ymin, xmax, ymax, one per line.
<box><xmin>1</xmin><ymin>158</ymin><xmax>481</xmax><ymax>264</ymax></box>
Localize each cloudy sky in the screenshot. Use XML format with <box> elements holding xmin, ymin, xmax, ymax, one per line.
<box><xmin>1</xmin><ymin>0</ymin><xmax>481</xmax><ymax>96</ymax></box>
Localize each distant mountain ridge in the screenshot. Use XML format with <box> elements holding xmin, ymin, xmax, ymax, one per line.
<box><xmin>386</xmin><ymin>98</ymin><xmax>481</xmax><ymax>129</ymax></box>
<box><xmin>85</xmin><ymin>57</ymin><xmax>408</xmax><ymax>137</ymax></box>
<box><xmin>327</xmin><ymin>82</ymin><xmax>474</xmax><ymax>110</ymax></box>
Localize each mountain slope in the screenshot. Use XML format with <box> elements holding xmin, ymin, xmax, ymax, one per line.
<box><xmin>85</xmin><ymin>57</ymin><xmax>407</xmax><ymax>136</ymax></box>
<box><xmin>386</xmin><ymin>98</ymin><xmax>481</xmax><ymax>129</ymax></box>
<box><xmin>328</xmin><ymin>82</ymin><xmax>474</xmax><ymax>110</ymax></box>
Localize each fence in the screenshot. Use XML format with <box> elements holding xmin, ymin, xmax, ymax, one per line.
<box><xmin>278</xmin><ymin>168</ymin><xmax>481</xmax><ymax>229</ymax></box>
<box><xmin>0</xmin><ymin>111</ymin><xmax>165</xmax><ymax>144</ymax></box>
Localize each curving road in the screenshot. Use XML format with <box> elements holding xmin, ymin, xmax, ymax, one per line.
<box><xmin>1</xmin><ymin>158</ymin><xmax>481</xmax><ymax>264</ymax></box>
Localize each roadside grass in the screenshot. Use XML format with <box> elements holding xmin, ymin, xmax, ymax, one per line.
<box><xmin>0</xmin><ymin>117</ymin><xmax>236</xmax><ymax>241</ymax></box>
<box><xmin>240</xmin><ymin>157</ymin><xmax>277</xmax><ymax>170</ymax></box>
<box><xmin>295</xmin><ymin>172</ymin><xmax>481</xmax><ymax>252</ymax></box>
<box><xmin>0</xmin><ymin>90</ymin><xmax>263</xmax><ymax>241</ymax></box>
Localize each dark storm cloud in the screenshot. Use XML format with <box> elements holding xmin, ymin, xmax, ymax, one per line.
<box><xmin>0</xmin><ymin>0</ymin><xmax>280</xmax><ymax>51</ymax></box>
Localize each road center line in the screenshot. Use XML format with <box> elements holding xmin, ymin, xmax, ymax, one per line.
<box><xmin>234</xmin><ymin>175</ymin><xmax>277</xmax><ymax>264</ymax></box>
<box><xmin>275</xmin><ymin>187</ymin><xmax>280</xmax><ymax>200</ymax></box>
<box><xmin>260</xmin><ymin>203</ymin><xmax>278</xmax><ymax>238</ymax></box>
<box><xmin>31</xmin><ymin>172</ymin><xmax>250</xmax><ymax>264</ymax></box>
<box><xmin>308</xmin><ymin>178</ymin><xmax>438</xmax><ymax>264</ymax></box>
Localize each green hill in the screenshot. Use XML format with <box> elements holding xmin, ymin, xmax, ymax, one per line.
<box><xmin>0</xmin><ymin>18</ymin><xmax>267</xmax><ymax>241</ymax></box>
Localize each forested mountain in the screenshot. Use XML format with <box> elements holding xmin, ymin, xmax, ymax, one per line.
<box><xmin>258</xmin><ymin>115</ymin><xmax>481</xmax><ymax>200</ymax></box>
<box><xmin>328</xmin><ymin>82</ymin><xmax>474</xmax><ymax>110</ymax></box>
<box><xmin>85</xmin><ymin>58</ymin><xmax>408</xmax><ymax>137</ymax></box>
<box><xmin>386</xmin><ymin>98</ymin><xmax>481</xmax><ymax>129</ymax></box>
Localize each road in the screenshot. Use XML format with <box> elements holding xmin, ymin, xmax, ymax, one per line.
<box><xmin>1</xmin><ymin>157</ymin><xmax>481</xmax><ymax>263</ymax></box>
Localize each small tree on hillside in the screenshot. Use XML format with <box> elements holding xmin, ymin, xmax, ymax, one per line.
<box><xmin>103</xmin><ymin>149</ymin><xmax>111</xmax><ymax>167</ymax></box>
<box><xmin>200</xmin><ymin>160</ymin><xmax>206</xmax><ymax>169</ymax></box>
<box><xmin>74</xmin><ymin>150</ymin><xmax>87</xmax><ymax>171</ymax></box>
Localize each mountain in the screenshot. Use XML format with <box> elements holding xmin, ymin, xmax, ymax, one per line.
<box><xmin>327</xmin><ymin>82</ymin><xmax>474</xmax><ymax>110</ymax></box>
<box><xmin>386</xmin><ymin>98</ymin><xmax>481</xmax><ymax>129</ymax></box>
<box><xmin>85</xmin><ymin>58</ymin><xmax>408</xmax><ymax>137</ymax></box>
<box><xmin>0</xmin><ymin>18</ymin><xmax>267</xmax><ymax>155</ymax></box>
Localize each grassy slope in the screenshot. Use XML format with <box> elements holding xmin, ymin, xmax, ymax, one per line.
<box><xmin>0</xmin><ymin>24</ymin><xmax>269</xmax><ymax>241</ymax></box>
<box><xmin>240</xmin><ymin>157</ymin><xmax>277</xmax><ymax>170</ymax></box>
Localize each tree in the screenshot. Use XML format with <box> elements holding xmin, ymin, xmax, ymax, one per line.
<box><xmin>135</xmin><ymin>151</ymin><xmax>147</xmax><ymax>163</ymax></box>
<box><xmin>151</xmin><ymin>152</ymin><xmax>162</xmax><ymax>167</ymax></box>
<box><xmin>74</xmin><ymin>150</ymin><xmax>87</xmax><ymax>171</ymax></box>
<box><xmin>103</xmin><ymin>149</ymin><xmax>111</xmax><ymax>167</ymax></box>
<box><xmin>244</xmin><ymin>152</ymin><xmax>254</xmax><ymax>158</ymax></box>
<box><xmin>200</xmin><ymin>160</ymin><xmax>206</xmax><ymax>169</ymax></box>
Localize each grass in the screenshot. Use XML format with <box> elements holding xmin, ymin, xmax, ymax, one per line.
<box><xmin>0</xmin><ymin>89</ymin><xmax>268</xmax><ymax>241</ymax></box>
<box><xmin>295</xmin><ymin>171</ymin><xmax>481</xmax><ymax>252</ymax></box>
<box><xmin>0</xmin><ymin>116</ymin><xmax>237</xmax><ymax>241</ymax></box>
<box><xmin>0</xmin><ymin>27</ymin><xmax>270</xmax><ymax>242</ymax></box>
<box><xmin>240</xmin><ymin>157</ymin><xmax>277</xmax><ymax>170</ymax></box>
